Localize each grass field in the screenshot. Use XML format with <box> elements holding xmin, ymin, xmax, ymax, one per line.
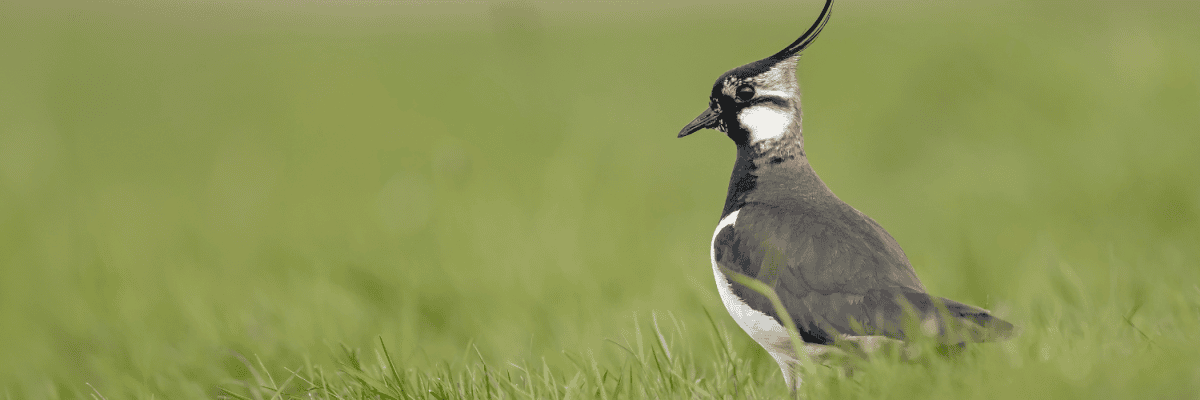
<box><xmin>2</xmin><ymin>0</ymin><xmax>1199</xmax><ymax>398</ymax></box>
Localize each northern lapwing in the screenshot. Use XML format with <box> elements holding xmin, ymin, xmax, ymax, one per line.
<box><xmin>677</xmin><ymin>0</ymin><xmax>1014</xmax><ymax>389</ymax></box>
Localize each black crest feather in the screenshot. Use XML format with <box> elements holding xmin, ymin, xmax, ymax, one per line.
<box><xmin>770</xmin><ymin>0</ymin><xmax>835</xmax><ymax>61</ymax></box>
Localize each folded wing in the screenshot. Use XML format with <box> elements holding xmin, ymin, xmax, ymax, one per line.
<box><xmin>714</xmin><ymin>202</ymin><xmax>1013</xmax><ymax>344</ymax></box>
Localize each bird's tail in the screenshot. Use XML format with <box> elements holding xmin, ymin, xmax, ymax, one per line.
<box><xmin>896</xmin><ymin>292</ymin><xmax>1017</xmax><ymax>343</ymax></box>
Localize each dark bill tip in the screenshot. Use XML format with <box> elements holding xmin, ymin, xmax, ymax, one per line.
<box><xmin>678</xmin><ymin>108</ymin><xmax>721</xmax><ymax>138</ymax></box>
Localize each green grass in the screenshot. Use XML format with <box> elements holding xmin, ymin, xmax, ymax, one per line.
<box><xmin>2</xmin><ymin>0</ymin><xmax>1199</xmax><ymax>398</ymax></box>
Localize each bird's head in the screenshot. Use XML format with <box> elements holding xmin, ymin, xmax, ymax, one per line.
<box><xmin>678</xmin><ymin>0</ymin><xmax>833</xmax><ymax>147</ymax></box>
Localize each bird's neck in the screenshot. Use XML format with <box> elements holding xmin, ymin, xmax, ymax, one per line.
<box><xmin>721</xmin><ymin>129</ymin><xmax>834</xmax><ymax>217</ymax></box>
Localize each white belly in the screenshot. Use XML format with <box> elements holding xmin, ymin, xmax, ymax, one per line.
<box><xmin>710</xmin><ymin>210</ymin><xmax>795</xmax><ymax>360</ymax></box>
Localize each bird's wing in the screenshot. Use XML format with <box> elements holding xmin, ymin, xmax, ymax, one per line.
<box><xmin>713</xmin><ymin>202</ymin><xmax>1011</xmax><ymax>343</ymax></box>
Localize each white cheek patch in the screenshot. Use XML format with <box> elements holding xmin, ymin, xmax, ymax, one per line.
<box><xmin>738</xmin><ymin>105</ymin><xmax>793</xmax><ymax>143</ymax></box>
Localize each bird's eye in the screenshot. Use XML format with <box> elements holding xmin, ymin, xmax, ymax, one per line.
<box><xmin>735</xmin><ymin>85</ymin><xmax>755</xmax><ymax>102</ymax></box>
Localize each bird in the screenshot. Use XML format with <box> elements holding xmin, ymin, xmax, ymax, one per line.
<box><xmin>676</xmin><ymin>0</ymin><xmax>1014</xmax><ymax>390</ymax></box>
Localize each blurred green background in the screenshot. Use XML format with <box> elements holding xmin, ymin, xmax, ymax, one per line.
<box><xmin>1</xmin><ymin>0</ymin><xmax>1198</xmax><ymax>398</ymax></box>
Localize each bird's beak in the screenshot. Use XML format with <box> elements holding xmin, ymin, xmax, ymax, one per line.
<box><xmin>678</xmin><ymin>108</ymin><xmax>721</xmax><ymax>138</ymax></box>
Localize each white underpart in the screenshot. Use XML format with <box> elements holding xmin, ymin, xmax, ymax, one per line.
<box><xmin>737</xmin><ymin>105</ymin><xmax>794</xmax><ymax>143</ymax></box>
<box><xmin>710</xmin><ymin>210</ymin><xmax>801</xmax><ymax>386</ymax></box>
